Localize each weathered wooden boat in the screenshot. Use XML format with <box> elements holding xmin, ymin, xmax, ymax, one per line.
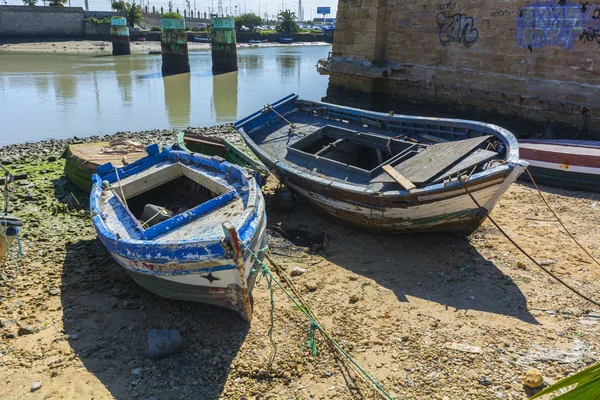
<box><xmin>519</xmin><ymin>139</ymin><xmax>600</xmax><ymax>192</ymax></box>
<box><xmin>235</xmin><ymin>94</ymin><xmax>528</xmax><ymax>235</ymax></box>
<box><xmin>90</xmin><ymin>145</ymin><xmax>267</xmax><ymax>320</ymax></box>
<box><xmin>65</xmin><ymin>139</ymin><xmax>148</xmax><ymax>192</ymax></box>
<box><xmin>174</xmin><ymin>131</ymin><xmax>269</xmax><ymax>186</ymax></box>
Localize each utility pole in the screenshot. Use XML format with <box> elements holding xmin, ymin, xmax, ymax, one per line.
<box><xmin>298</xmin><ymin>0</ymin><xmax>301</xmax><ymax>20</ymax></box>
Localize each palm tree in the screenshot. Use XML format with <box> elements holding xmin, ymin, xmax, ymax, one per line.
<box><xmin>124</xmin><ymin>2</ymin><xmax>146</xmax><ymax>28</ymax></box>
<box><xmin>277</xmin><ymin>9</ymin><xmax>299</xmax><ymax>34</ymax></box>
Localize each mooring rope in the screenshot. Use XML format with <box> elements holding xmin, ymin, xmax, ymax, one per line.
<box><xmin>247</xmin><ymin>244</ymin><xmax>394</xmax><ymax>400</ymax></box>
<box><xmin>460</xmin><ymin>175</ymin><xmax>600</xmax><ymax>309</ymax></box>
<box><xmin>525</xmin><ymin>168</ymin><xmax>600</xmax><ymax>268</ymax></box>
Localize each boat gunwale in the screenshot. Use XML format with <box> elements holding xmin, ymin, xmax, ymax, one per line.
<box><xmin>175</xmin><ymin>131</ymin><xmax>270</xmax><ymax>180</ymax></box>
<box><xmin>234</xmin><ymin>94</ymin><xmax>527</xmax><ymax>198</ymax></box>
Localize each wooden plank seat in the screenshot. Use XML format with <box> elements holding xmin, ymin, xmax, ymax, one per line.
<box><xmin>371</xmin><ymin>135</ymin><xmax>493</xmax><ymax>186</ymax></box>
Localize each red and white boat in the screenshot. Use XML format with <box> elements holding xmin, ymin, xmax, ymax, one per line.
<box><xmin>519</xmin><ymin>139</ymin><xmax>600</xmax><ymax>192</ymax></box>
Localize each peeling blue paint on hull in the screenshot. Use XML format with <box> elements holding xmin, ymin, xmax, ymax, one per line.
<box><xmin>90</xmin><ymin>146</ymin><xmax>267</xmax><ymax>321</ymax></box>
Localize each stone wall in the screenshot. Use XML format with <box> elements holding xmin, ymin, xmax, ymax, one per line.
<box><xmin>329</xmin><ymin>0</ymin><xmax>600</xmax><ymax>138</ymax></box>
<box><xmin>0</xmin><ymin>5</ymin><xmax>85</xmax><ymax>37</ymax></box>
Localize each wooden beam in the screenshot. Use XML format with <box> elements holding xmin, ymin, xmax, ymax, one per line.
<box><xmin>382</xmin><ymin>165</ymin><xmax>416</xmax><ymax>191</ymax></box>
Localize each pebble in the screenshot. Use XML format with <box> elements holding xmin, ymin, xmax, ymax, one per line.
<box><xmin>147</xmin><ymin>329</ymin><xmax>184</xmax><ymax>359</ymax></box>
<box><xmin>30</xmin><ymin>381</ymin><xmax>42</xmax><ymax>392</ymax></box>
<box><xmin>18</xmin><ymin>324</ymin><xmax>36</xmax><ymax>336</ymax></box>
<box><xmin>47</xmin><ymin>288</ymin><xmax>60</xmax><ymax>296</ymax></box>
<box><xmin>290</xmin><ymin>266</ymin><xmax>307</xmax><ymax>276</ymax></box>
<box><xmin>522</xmin><ymin>368</ymin><xmax>543</xmax><ymax>388</ymax></box>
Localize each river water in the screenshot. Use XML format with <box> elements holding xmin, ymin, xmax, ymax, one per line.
<box><xmin>0</xmin><ymin>45</ymin><xmax>331</xmax><ymax>146</ymax></box>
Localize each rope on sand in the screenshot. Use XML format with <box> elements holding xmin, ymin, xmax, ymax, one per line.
<box><xmin>248</xmin><ymin>244</ymin><xmax>394</xmax><ymax>400</ymax></box>
<box><xmin>461</xmin><ymin>170</ymin><xmax>600</xmax><ymax>309</ymax></box>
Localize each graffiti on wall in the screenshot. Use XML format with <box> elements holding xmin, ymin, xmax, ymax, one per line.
<box><xmin>516</xmin><ymin>0</ymin><xmax>582</xmax><ymax>49</ymax></box>
<box><xmin>436</xmin><ymin>12</ymin><xmax>479</xmax><ymax>47</ymax></box>
<box><xmin>580</xmin><ymin>7</ymin><xmax>600</xmax><ymax>43</ymax></box>
<box><xmin>516</xmin><ymin>0</ymin><xmax>600</xmax><ymax>49</ymax></box>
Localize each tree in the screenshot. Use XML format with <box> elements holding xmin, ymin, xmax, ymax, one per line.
<box><xmin>234</xmin><ymin>13</ymin><xmax>263</xmax><ymax>31</ymax></box>
<box><xmin>276</xmin><ymin>9</ymin><xmax>299</xmax><ymax>34</ymax></box>
<box><xmin>111</xmin><ymin>1</ymin><xmax>125</xmax><ymax>12</ymax></box>
<box><xmin>48</xmin><ymin>0</ymin><xmax>67</xmax><ymax>5</ymax></box>
<box><xmin>22</xmin><ymin>0</ymin><xmax>37</xmax><ymax>5</ymax></box>
<box><xmin>124</xmin><ymin>2</ymin><xmax>146</xmax><ymax>28</ymax></box>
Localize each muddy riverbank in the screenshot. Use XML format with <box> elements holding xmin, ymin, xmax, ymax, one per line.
<box><xmin>0</xmin><ymin>39</ymin><xmax>331</xmax><ymax>54</ymax></box>
<box><xmin>1</xmin><ymin>126</ymin><xmax>600</xmax><ymax>399</ymax></box>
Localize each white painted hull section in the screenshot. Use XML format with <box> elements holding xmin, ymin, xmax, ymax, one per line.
<box><xmin>526</xmin><ymin>159</ymin><xmax>600</xmax><ymax>176</ymax></box>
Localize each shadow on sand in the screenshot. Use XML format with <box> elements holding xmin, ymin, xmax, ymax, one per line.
<box><xmin>267</xmin><ymin>195</ymin><xmax>538</xmax><ymax>325</ymax></box>
<box><xmin>61</xmin><ymin>239</ymin><xmax>249</xmax><ymax>399</ymax></box>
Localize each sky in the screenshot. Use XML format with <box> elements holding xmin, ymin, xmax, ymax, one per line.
<box><xmin>2</xmin><ymin>0</ymin><xmax>337</xmax><ymax>21</ymax></box>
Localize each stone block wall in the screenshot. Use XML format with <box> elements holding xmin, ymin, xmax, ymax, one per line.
<box><xmin>330</xmin><ymin>0</ymin><xmax>600</xmax><ymax>137</ymax></box>
<box><xmin>0</xmin><ymin>5</ymin><xmax>85</xmax><ymax>37</ymax></box>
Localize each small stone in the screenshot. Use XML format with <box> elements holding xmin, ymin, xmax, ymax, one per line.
<box><xmin>479</xmin><ymin>376</ymin><xmax>491</xmax><ymax>386</ymax></box>
<box><xmin>30</xmin><ymin>381</ymin><xmax>42</xmax><ymax>392</ymax></box>
<box><xmin>522</xmin><ymin>368</ymin><xmax>543</xmax><ymax>388</ymax></box>
<box><xmin>148</xmin><ymin>329</ymin><xmax>183</xmax><ymax>359</ymax></box>
<box><xmin>48</xmin><ymin>156</ymin><xmax>58</xmax><ymax>162</ymax></box>
<box><xmin>290</xmin><ymin>266</ymin><xmax>306</xmax><ymax>276</ymax></box>
<box><xmin>18</xmin><ymin>324</ymin><xmax>36</xmax><ymax>336</ymax></box>
<box><xmin>516</xmin><ymin>261</ymin><xmax>527</xmax><ymax>269</ymax></box>
<box><xmin>47</xmin><ymin>288</ymin><xmax>60</xmax><ymax>296</ymax></box>
<box><xmin>122</xmin><ymin>299</ymin><xmax>142</xmax><ymax>309</ymax></box>
<box><xmin>349</xmin><ymin>294</ymin><xmax>360</xmax><ymax>303</ymax></box>
<box><xmin>131</xmin><ymin>368</ymin><xmax>143</xmax><ymax>375</ymax></box>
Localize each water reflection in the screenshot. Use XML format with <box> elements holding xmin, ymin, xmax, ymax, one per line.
<box><xmin>278</xmin><ymin>53</ymin><xmax>298</xmax><ymax>81</ymax></box>
<box><xmin>163</xmin><ymin>72</ymin><xmax>191</xmax><ymax>128</ymax></box>
<box><xmin>212</xmin><ymin>71</ymin><xmax>238</xmax><ymax>123</ymax></box>
<box><xmin>0</xmin><ymin>46</ymin><xmax>331</xmax><ymax>145</ymax></box>
<box><xmin>114</xmin><ymin>58</ymin><xmax>133</xmax><ymax>106</ymax></box>
<box><xmin>54</xmin><ymin>74</ymin><xmax>78</xmax><ymax>106</ymax></box>
<box><xmin>33</xmin><ymin>76</ymin><xmax>50</xmax><ymax>97</ymax></box>
<box><xmin>238</xmin><ymin>54</ymin><xmax>262</xmax><ymax>70</ymax></box>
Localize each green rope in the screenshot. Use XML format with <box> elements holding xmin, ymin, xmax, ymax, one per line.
<box><xmin>301</xmin><ymin>321</ymin><xmax>318</xmax><ymax>356</ymax></box>
<box><xmin>247</xmin><ymin>244</ymin><xmax>393</xmax><ymax>400</ymax></box>
<box><xmin>266</xmin><ymin>271</ymin><xmax>278</xmax><ymax>369</ymax></box>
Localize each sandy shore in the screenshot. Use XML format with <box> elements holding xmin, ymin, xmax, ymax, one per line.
<box><xmin>0</xmin><ymin>128</ymin><xmax>599</xmax><ymax>399</ymax></box>
<box><xmin>0</xmin><ymin>39</ymin><xmax>331</xmax><ymax>54</ymax></box>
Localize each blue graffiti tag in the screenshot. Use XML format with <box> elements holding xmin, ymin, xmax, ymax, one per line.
<box><xmin>516</xmin><ymin>0</ymin><xmax>584</xmax><ymax>49</ymax></box>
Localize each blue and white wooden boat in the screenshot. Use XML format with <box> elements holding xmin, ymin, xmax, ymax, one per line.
<box><xmin>90</xmin><ymin>145</ymin><xmax>266</xmax><ymax>321</ymax></box>
<box><xmin>279</xmin><ymin>37</ymin><xmax>293</xmax><ymax>43</ymax></box>
<box><xmin>235</xmin><ymin>94</ymin><xmax>528</xmax><ymax>236</ymax></box>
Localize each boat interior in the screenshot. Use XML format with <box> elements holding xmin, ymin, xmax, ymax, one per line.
<box><xmin>105</xmin><ymin>161</ymin><xmax>243</xmax><ymax>241</ymax></box>
<box><xmin>241</xmin><ymin>99</ymin><xmax>509</xmax><ymax>191</ymax></box>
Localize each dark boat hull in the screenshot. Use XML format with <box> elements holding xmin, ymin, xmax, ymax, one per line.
<box><xmin>254</xmin><ymin>148</ymin><xmax>516</xmax><ymax>235</ymax></box>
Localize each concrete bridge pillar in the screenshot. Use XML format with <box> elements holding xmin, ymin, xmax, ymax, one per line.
<box><xmin>161</xmin><ymin>16</ymin><xmax>190</xmax><ymax>75</ymax></box>
<box><xmin>110</xmin><ymin>17</ymin><xmax>131</xmax><ymax>56</ymax></box>
<box><xmin>211</xmin><ymin>17</ymin><xmax>237</xmax><ymax>72</ymax></box>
